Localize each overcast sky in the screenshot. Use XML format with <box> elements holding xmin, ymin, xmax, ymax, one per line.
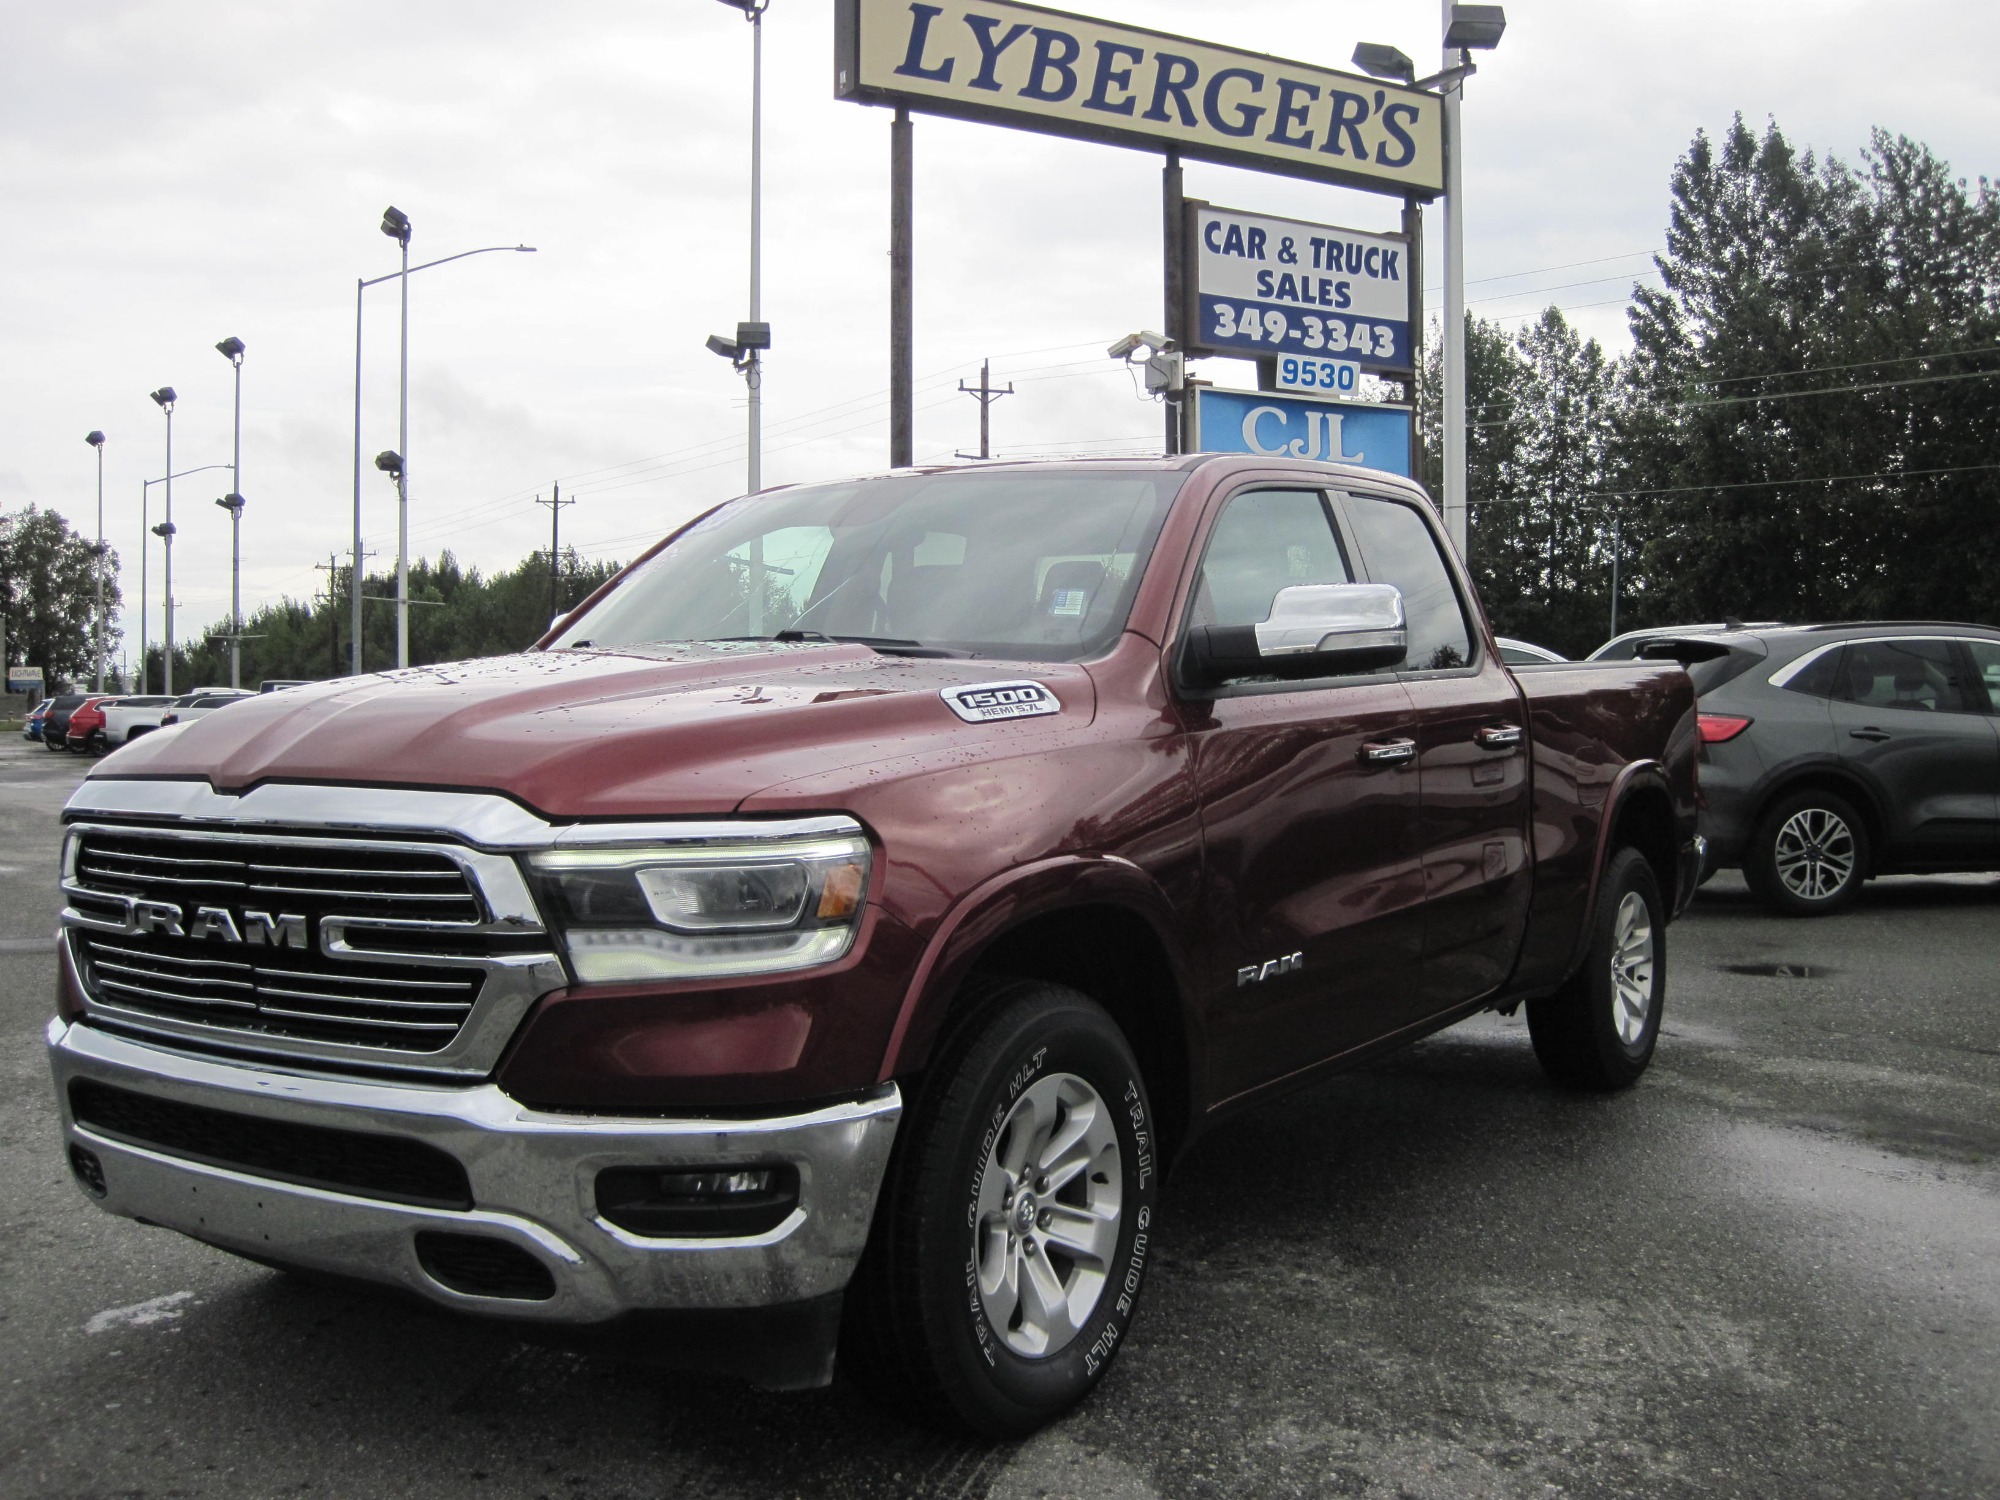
<box><xmin>6</xmin><ymin>1</ymin><xmax>1997</xmax><ymax>668</ymax></box>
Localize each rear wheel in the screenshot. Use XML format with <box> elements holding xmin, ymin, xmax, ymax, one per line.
<box><xmin>1528</xmin><ymin>846</ymin><xmax>1664</xmax><ymax>1090</ymax></box>
<box><xmin>1743</xmin><ymin>788</ymin><xmax>1868</xmax><ymax>916</ymax></box>
<box><xmin>841</xmin><ymin>979</ymin><xmax>1159</xmax><ymax>1437</ymax></box>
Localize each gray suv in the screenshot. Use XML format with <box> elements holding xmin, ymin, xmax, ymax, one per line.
<box><xmin>1686</xmin><ymin>622</ymin><xmax>2000</xmax><ymax>914</ymax></box>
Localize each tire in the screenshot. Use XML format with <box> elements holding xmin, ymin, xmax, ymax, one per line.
<box><xmin>1528</xmin><ymin>847</ymin><xmax>1665</xmax><ymax>1090</ymax></box>
<box><xmin>1742</xmin><ymin>788</ymin><xmax>1869</xmax><ymax>916</ymax></box>
<box><xmin>841</xmin><ymin>978</ymin><xmax>1160</xmax><ymax>1437</ymax></box>
<box><xmin>44</xmin><ymin>735</ymin><xmax>64</xmax><ymax>752</ymax></box>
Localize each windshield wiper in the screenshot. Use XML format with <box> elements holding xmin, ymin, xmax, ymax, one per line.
<box><xmin>711</xmin><ymin>631</ymin><xmax>973</xmax><ymax>658</ymax></box>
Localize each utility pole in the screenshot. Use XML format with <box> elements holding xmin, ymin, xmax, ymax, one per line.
<box><xmin>1608</xmin><ymin>509</ymin><xmax>1622</xmax><ymax>640</ymax></box>
<box><xmin>314</xmin><ymin>554</ymin><xmax>341</xmax><ymax>678</ymax></box>
<box><xmin>956</xmin><ymin>360</ymin><xmax>1013</xmax><ymax>460</ymax></box>
<box><xmin>536</xmin><ymin>484</ymin><xmax>576</xmax><ymax>622</ymax></box>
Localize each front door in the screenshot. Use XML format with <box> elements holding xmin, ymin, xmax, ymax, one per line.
<box><xmin>1177</xmin><ymin>486</ymin><xmax>1427</xmax><ymax>1101</ymax></box>
<box><xmin>1830</xmin><ymin>637</ymin><xmax>2000</xmax><ymax>864</ymax></box>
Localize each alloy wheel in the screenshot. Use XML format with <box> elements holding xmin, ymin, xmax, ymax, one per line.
<box><xmin>972</xmin><ymin>1072</ymin><xmax>1122</xmax><ymax>1358</ymax></box>
<box><xmin>1610</xmin><ymin>890</ymin><xmax>1655</xmax><ymax>1044</ymax></box>
<box><xmin>1773</xmin><ymin>806</ymin><xmax>1857</xmax><ymax>902</ymax></box>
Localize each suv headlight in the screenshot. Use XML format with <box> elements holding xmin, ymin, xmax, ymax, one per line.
<box><xmin>526</xmin><ymin>832</ymin><xmax>871</xmax><ymax>983</ymax></box>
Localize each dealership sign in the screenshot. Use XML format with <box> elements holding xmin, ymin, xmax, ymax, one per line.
<box><xmin>836</xmin><ymin>0</ymin><xmax>1443</xmax><ymax>197</ymax></box>
<box><xmin>1190</xmin><ymin>388</ymin><xmax>1411</xmax><ymax>477</ymax></box>
<box><xmin>1190</xmin><ymin>206</ymin><xmax>1412</xmax><ymax>374</ymax></box>
<box><xmin>6</xmin><ymin>664</ymin><xmax>44</xmax><ymax>694</ymax></box>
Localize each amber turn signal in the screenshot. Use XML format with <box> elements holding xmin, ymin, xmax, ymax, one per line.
<box><xmin>816</xmin><ymin>860</ymin><xmax>865</xmax><ymax>921</ymax></box>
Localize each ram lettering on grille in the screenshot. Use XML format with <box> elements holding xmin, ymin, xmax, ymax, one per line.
<box><xmin>133</xmin><ymin>902</ymin><xmax>308</xmax><ymax>946</ymax></box>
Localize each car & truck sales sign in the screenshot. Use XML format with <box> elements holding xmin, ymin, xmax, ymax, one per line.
<box><xmin>1192</xmin><ymin>206</ymin><xmax>1412</xmax><ymax>374</ymax></box>
<box><xmin>836</xmin><ymin>0</ymin><xmax>1444</xmax><ymax>198</ymax></box>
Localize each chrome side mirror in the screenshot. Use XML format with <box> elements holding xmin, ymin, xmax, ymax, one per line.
<box><xmin>1183</xmin><ymin>582</ymin><xmax>1407</xmax><ymax>686</ymax></box>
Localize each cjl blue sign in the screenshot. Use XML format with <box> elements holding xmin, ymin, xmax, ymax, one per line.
<box><xmin>1191</xmin><ymin>388</ymin><xmax>1412</xmax><ymax>477</ymax></box>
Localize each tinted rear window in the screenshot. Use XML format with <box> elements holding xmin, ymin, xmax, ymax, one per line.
<box><xmin>1687</xmin><ymin>648</ymin><xmax>1765</xmax><ymax>695</ymax></box>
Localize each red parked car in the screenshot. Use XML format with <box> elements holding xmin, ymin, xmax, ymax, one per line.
<box><xmin>48</xmin><ymin>456</ymin><xmax>1700</xmax><ymax>1434</ymax></box>
<box><xmin>61</xmin><ymin>696</ymin><xmax>118</xmax><ymax>756</ymax></box>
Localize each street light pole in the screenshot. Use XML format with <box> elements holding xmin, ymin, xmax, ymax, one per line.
<box><xmin>148</xmin><ymin>388</ymin><xmax>177</xmax><ymax>695</ymax></box>
<box><xmin>216</xmin><ymin>337</ymin><xmax>246</xmax><ymax>688</ymax></box>
<box><xmin>748</xmin><ymin>0</ymin><xmax>764</xmax><ymax>496</ymax></box>
<box><xmin>85</xmin><ymin>432</ymin><xmax>106</xmax><ymax>691</ymax></box>
<box><xmin>1440</xmin><ymin>0</ymin><xmax>1467</xmax><ymax>558</ymax></box>
<box><xmin>354</xmin><ymin>212</ymin><xmax>534</xmax><ymax>673</ymax></box>
<box><xmin>137</xmin><ymin>464</ymin><xmax>229</xmax><ymax>697</ymax></box>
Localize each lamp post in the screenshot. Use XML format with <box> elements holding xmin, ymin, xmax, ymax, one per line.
<box><xmin>138</xmin><ymin>464</ymin><xmax>231</xmax><ymax>695</ymax></box>
<box><xmin>714</xmin><ymin>0</ymin><xmax>770</xmax><ymax>496</ymax></box>
<box><xmin>85</xmin><ymin>431</ymin><xmax>106</xmax><ymax>690</ymax></box>
<box><xmin>215</xmin><ymin>336</ymin><xmax>247</xmax><ymax>687</ymax></box>
<box><xmin>1438</xmin><ymin>4</ymin><xmax>1506</xmax><ymax>558</ymax></box>
<box><xmin>148</xmin><ymin>388</ymin><xmax>177</xmax><ymax>694</ymax></box>
<box><xmin>350</xmin><ymin>212</ymin><xmax>536</xmax><ymax>674</ymax></box>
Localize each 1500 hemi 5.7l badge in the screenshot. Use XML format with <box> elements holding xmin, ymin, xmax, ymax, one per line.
<box><xmin>940</xmin><ymin>680</ymin><xmax>1061</xmax><ymax>723</ymax></box>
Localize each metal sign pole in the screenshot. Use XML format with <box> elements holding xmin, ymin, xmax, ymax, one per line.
<box><xmin>890</xmin><ymin>106</ymin><xmax>913</xmax><ymax>468</ymax></box>
<box><xmin>1162</xmin><ymin>150</ymin><xmax>1184</xmax><ymax>456</ymax></box>
<box><xmin>1403</xmin><ymin>197</ymin><xmax>1425</xmax><ymax>484</ymax></box>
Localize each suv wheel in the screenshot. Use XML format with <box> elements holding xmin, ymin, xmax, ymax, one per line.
<box><xmin>1744</xmin><ymin>788</ymin><xmax>1868</xmax><ymax>916</ymax></box>
<box><xmin>842</xmin><ymin>978</ymin><xmax>1159</xmax><ymax>1436</ymax></box>
<box><xmin>1528</xmin><ymin>846</ymin><xmax>1664</xmax><ymax>1090</ymax></box>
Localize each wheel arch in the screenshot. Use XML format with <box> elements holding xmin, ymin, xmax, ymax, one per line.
<box><xmin>879</xmin><ymin>859</ymin><xmax>1199</xmax><ymax>1163</ymax></box>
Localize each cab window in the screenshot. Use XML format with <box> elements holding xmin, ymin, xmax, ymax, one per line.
<box><xmin>1340</xmin><ymin>494</ymin><xmax>1473</xmax><ymax>671</ymax></box>
<box><xmin>1186</xmin><ymin>489</ymin><xmax>1351</xmax><ymax>631</ymax></box>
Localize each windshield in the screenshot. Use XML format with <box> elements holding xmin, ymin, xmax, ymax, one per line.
<box><xmin>552</xmin><ymin>470</ymin><xmax>1184</xmax><ymax>662</ymax></box>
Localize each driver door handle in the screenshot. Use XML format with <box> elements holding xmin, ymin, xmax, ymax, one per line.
<box><xmin>1849</xmin><ymin>727</ymin><xmax>1891</xmax><ymax>742</ymax></box>
<box><xmin>1361</xmin><ymin>738</ymin><xmax>1418</xmax><ymax>767</ymax></box>
<box><xmin>1475</xmin><ymin>723</ymin><xmax>1523</xmax><ymax>750</ymax></box>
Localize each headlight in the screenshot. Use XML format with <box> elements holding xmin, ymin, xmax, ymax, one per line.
<box><xmin>526</xmin><ymin>832</ymin><xmax>870</xmax><ymax>983</ymax></box>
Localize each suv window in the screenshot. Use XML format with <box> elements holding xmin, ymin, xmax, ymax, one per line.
<box><xmin>1965</xmin><ymin>640</ymin><xmax>2000</xmax><ymax>708</ymax></box>
<box><xmin>1837</xmin><ymin>639</ymin><xmax>1969</xmax><ymax>713</ymax></box>
<box><xmin>1188</xmin><ymin>489</ymin><xmax>1351</xmax><ymax>631</ymax></box>
<box><xmin>1779</xmin><ymin>646</ymin><xmax>1844</xmax><ymax>699</ymax></box>
<box><xmin>1342</xmin><ymin>494</ymin><xmax>1472</xmax><ymax>671</ymax></box>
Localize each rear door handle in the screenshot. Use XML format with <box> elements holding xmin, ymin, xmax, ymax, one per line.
<box><xmin>1475</xmin><ymin>723</ymin><xmax>1523</xmax><ymax>750</ymax></box>
<box><xmin>1361</xmin><ymin>738</ymin><xmax>1418</xmax><ymax>767</ymax></box>
<box><xmin>1849</xmin><ymin>727</ymin><xmax>1891</xmax><ymax>742</ymax></box>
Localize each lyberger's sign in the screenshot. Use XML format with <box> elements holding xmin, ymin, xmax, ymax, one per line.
<box><xmin>836</xmin><ymin>0</ymin><xmax>1444</xmax><ymax>198</ymax></box>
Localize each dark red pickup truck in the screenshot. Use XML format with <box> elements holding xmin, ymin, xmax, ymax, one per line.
<box><xmin>48</xmin><ymin>456</ymin><xmax>1699</xmax><ymax>1435</ymax></box>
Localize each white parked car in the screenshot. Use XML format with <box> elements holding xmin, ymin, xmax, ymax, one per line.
<box><xmin>99</xmin><ymin>695</ymin><xmax>178</xmax><ymax>747</ymax></box>
<box><xmin>1495</xmin><ymin>636</ymin><xmax>1568</xmax><ymax>665</ymax></box>
<box><xmin>157</xmin><ymin>689</ymin><xmax>255</xmax><ymax>728</ymax></box>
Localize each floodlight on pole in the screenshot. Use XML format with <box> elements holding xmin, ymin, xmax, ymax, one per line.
<box><xmin>1351</xmin><ymin>43</ymin><xmax>1417</xmax><ymax>85</ymax></box>
<box><xmin>715</xmin><ymin>0</ymin><xmax>770</xmax><ymax>497</ymax></box>
<box><xmin>85</xmin><ymin>431</ymin><xmax>107</xmax><ymax>691</ymax></box>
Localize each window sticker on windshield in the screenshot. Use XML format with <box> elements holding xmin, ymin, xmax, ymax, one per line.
<box><xmin>940</xmin><ymin>680</ymin><xmax>1062</xmax><ymax>723</ymax></box>
<box><xmin>1049</xmin><ymin>588</ymin><xmax>1088</xmax><ymax>617</ymax></box>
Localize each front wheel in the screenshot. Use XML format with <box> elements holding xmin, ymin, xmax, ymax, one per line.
<box><xmin>842</xmin><ymin>979</ymin><xmax>1159</xmax><ymax>1437</ymax></box>
<box><xmin>1528</xmin><ymin>846</ymin><xmax>1665</xmax><ymax>1090</ymax></box>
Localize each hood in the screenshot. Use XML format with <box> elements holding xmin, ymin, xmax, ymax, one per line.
<box><xmin>94</xmin><ymin>643</ymin><xmax>1098</xmax><ymax>819</ymax></box>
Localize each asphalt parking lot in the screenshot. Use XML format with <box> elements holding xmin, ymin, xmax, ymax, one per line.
<box><xmin>3</xmin><ymin>734</ymin><xmax>1995</xmax><ymax>1499</ymax></box>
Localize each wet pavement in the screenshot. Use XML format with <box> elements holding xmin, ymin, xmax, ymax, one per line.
<box><xmin>2</xmin><ymin>735</ymin><xmax>1994</xmax><ymax>1498</ymax></box>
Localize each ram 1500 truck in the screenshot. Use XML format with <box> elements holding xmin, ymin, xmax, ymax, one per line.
<box><xmin>47</xmin><ymin>456</ymin><xmax>1700</xmax><ymax>1436</ymax></box>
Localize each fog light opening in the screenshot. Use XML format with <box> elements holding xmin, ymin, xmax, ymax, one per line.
<box><xmin>596</xmin><ymin>1163</ymin><xmax>800</xmax><ymax>1239</ymax></box>
<box><xmin>69</xmin><ymin>1144</ymin><xmax>107</xmax><ymax>1198</ymax></box>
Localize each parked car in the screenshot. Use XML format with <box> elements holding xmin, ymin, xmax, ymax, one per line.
<box><xmin>99</xmin><ymin>696</ymin><xmax>177</xmax><ymax>748</ymax></box>
<box><xmin>62</xmin><ymin>697</ymin><xmax>119</xmax><ymax>755</ymax></box>
<box><xmin>40</xmin><ymin>694</ymin><xmax>95</xmax><ymax>752</ymax></box>
<box><xmin>24</xmin><ymin>698</ymin><xmax>53</xmax><ymax>740</ymax></box>
<box><xmin>157</xmin><ymin>689</ymin><xmax>255</xmax><ymax>727</ymax></box>
<box><xmin>1684</xmin><ymin>621</ymin><xmax>2000</xmax><ymax>914</ymax></box>
<box><xmin>48</xmin><ymin>455</ymin><xmax>1700</xmax><ymax>1435</ymax></box>
<box><xmin>1589</xmin><ymin>621</ymin><xmax>1785</xmax><ymax>661</ymax></box>
<box><xmin>1495</xmin><ymin>636</ymin><xmax>1568</xmax><ymax>665</ymax></box>
<box><xmin>258</xmin><ymin>679</ymin><xmax>311</xmax><ymax>693</ymax></box>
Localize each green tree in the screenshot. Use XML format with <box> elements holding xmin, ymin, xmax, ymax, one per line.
<box><xmin>1624</xmin><ymin>118</ymin><xmax>2000</xmax><ymax>625</ymax></box>
<box><xmin>0</xmin><ymin>505</ymin><xmax>123</xmax><ymax>689</ymax></box>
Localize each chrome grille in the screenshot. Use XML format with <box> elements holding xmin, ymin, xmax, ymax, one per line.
<box><xmin>66</xmin><ymin>825</ymin><xmax>495</xmax><ymax>1055</ymax></box>
<box><xmin>75</xmin><ymin>827</ymin><xmax>483</xmax><ymax>925</ymax></box>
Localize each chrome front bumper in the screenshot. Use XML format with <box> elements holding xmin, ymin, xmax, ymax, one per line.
<box><xmin>47</xmin><ymin>1019</ymin><xmax>901</xmax><ymax>1325</ymax></box>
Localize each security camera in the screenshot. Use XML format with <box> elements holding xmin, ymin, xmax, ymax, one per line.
<box><xmin>1107</xmin><ymin>333</ymin><xmax>1146</xmax><ymax>360</ymax></box>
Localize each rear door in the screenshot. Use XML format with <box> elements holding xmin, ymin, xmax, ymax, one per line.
<box><xmin>1336</xmin><ymin>490</ymin><xmax>1533</xmax><ymax>1015</ymax></box>
<box><xmin>1829</xmin><ymin>637</ymin><xmax>2000</xmax><ymax>864</ymax></box>
<box><xmin>1177</xmin><ymin>485</ymin><xmax>1425</xmax><ymax>1099</ymax></box>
